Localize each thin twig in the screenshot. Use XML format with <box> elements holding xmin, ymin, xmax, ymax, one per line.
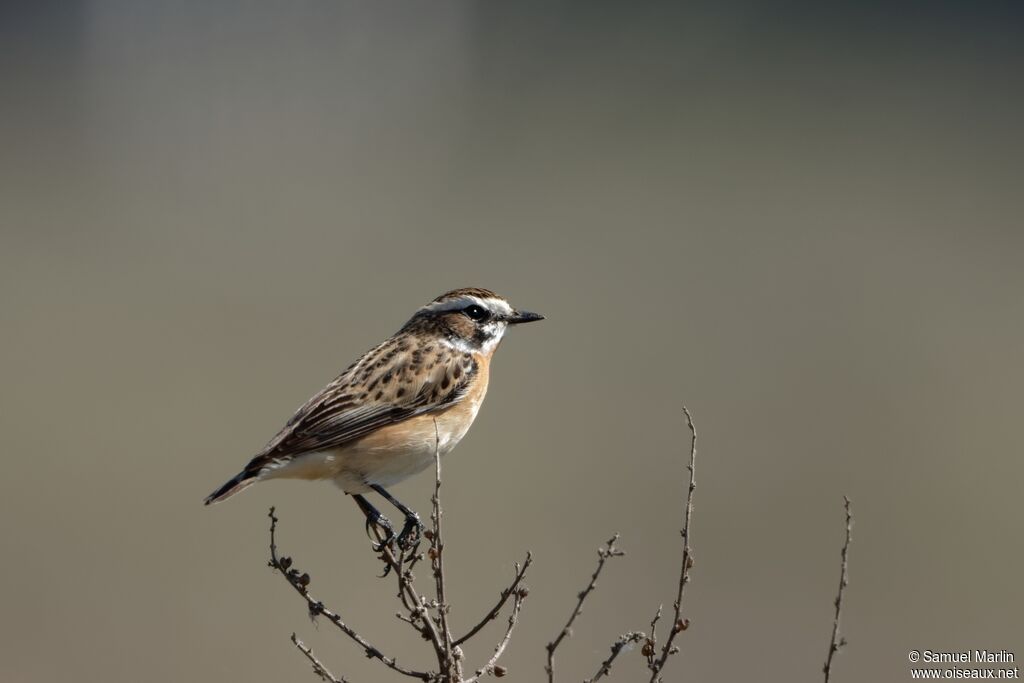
<box><xmin>463</xmin><ymin>591</ymin><xmax>526</xmax><ymax>683</ymax></box>
<box><xmin>268</xmin><ymin>508</ymin><xmax>433</xmax><ymax>681</ymax></box>
<box><xmin>823</xmin><ymin>496</ymin><xmax>853</xmax><ymax>683</ymax></box>
<box><xmin>545</xmin><ymin>535</ymin><xmax>625</xmax><ymax>683</ymax></box>
<box><xmin>368</xmin><ymin>523</ymin><xmax>448</xmax><ymax>665</ymax></box>
<box><xmin>585</xmin><ymin>631</ymin><xmax>647</xmax><ymax>682</ymax></box>
<box><xmin>453</xmin><ymin>553</ymin><xmax>532</xmax><ymax>647</ymax></box>
<box><xmin>643</xmin><ymin>606</ymin><xmax>662</xmax><ymax>673</ymax></box>
<box><xmin>647</xmin><ymin>405</ymin><xmax>698</xmax><ymax>683</ymax></box>
<box><xmin>430</xmin><ymin>420</ymin><xmax>457</xmax><ymax>679</ymax></box>
<box><xmin>291</xmin><ymin>632</ymin><xmax>348</xmax><ymax>683</ymax></box>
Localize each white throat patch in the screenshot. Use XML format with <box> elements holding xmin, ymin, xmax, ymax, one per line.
<box><xmin>479</xmin><ymin>320</ymin><xmax>507</xmax><ymax>353</ymax></box>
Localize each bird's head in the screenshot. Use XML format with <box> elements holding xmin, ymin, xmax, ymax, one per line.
<box><xmin>402</xmin><ymin>287</ymin><xmax>544</xmax><ymax>353</ymax></box>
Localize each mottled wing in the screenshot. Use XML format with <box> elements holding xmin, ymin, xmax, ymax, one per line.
<box><xmin>240</xmin><ymin>338</ymin><xmax>477</xmax><ymax>475</ymax></box>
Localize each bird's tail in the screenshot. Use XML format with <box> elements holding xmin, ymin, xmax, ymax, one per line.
<box><xmin>204</xmin><ymin>472</ymin><xmax>256</xmax><ymax>505</ymax></box>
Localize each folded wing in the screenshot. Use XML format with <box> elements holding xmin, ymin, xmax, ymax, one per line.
<box><xmin>240</xmin><ymin>338</ymin><xmax>478</xmax><ymax>478</ymax></box>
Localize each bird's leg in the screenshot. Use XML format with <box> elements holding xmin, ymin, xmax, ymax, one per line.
<box><xmin>352</xmin><ymin>494</ymin><xmax>395</xmax><ymax>551</ymax></box>
<box><xmin>370</xmin><ymin>484</ymin><xmax>423</xmax><ymax>553</ymax></box>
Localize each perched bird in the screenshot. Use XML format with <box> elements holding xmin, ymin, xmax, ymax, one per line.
<box><xmin>205</xmin><ymin>287</ymin><xmax>543</xmax><ymax>549</ymax></box>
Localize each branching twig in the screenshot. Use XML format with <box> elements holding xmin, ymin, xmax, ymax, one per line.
<box><xmin>345</xmin><ymin>430</ymin><xmax>447</xmax><ymax>673</ymax></box>
<box><xmin>291</xmin><ymin>633</ymin><xmax>348</xmax><ymax>683</ymax></box>
<box><xmin>545</xmin><ymin>534</ymin><xmax>625</xmax><ymax>682</ymax></box>
<box><xmin>585</xmin><ymin>631</ymin><xmax>646</xmax><ymax>682</ymax></box>
<box><xmin>268</xmin><ymin>508</ymin><xmax>433</xmax><ymax>681</ymax></box>
<box><xmin>453</xmin><ymin>553</ymin><xmax>532</xmax><ymax>647</ymax></box>
<box><xmin>368</xmin><ymin>523</ymin><xmax>447</xmax><ymax>663</ymax></box>
<box><xmin>646</xmin><ymin>405</ymin><xmax>698</xmax><ymax>683</ymax></box>
<box><xmin>642</xmin><ymin>606</ymin><xmax>662</xmax><ymax>671</ymax></box>
<box><xmin>463</xmin><ymin>591</ymin><xmax>526</xmax><ymax>683</ymax></box>
<box><xmin>823</xmin><ymin>496</ymin><xmax>853</xmax><ymax>683</ymax></box>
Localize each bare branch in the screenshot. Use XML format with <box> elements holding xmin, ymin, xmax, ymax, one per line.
<box><xmin>585</xmin><ymin>631</ymin><xmax>646</xmax><ymax>682</ymax></box>
<box><xmin>276</xmin><ymin>448</ymin><xmax>527</xmax><ymax>683</ymax></box>
<box><xmin>355</xmin><ymin>423</ymin><xmax>462</xmax><ymax>681</ymax></box>
<box><xmin>647</xmin><ymin>405</ymin><xmax>698</xmax><ymax>682</ymax></box>
<box><xmin>823</xmin><ymin>496</ymin><xmax>853</xmax><ymax>683</ymax></box>
<box><xmin>463</xmin><ymin>591</ymin><xmax>526</xmax><ymax>683</ymax></box>
<box><xmin>358</xmin><ymin>423</ymin><xmax>532</xmax><ymax>683</ymax></box>
<box><xmin>430</xmin><ymin>420</ymin><xmax>458</xmax><ymax>679</ymax></box>
<box><xmin>268</xmin><ymin>508</ymin><xmax>433</xmax><ymax>681</ymax></box>
<box><xmin>262</xmin><ymin>404</ymin><xmax>857</xmax><ymax>683</ymax></box>
<box><xmin>545</xmin><ymin>534</ymin><xmax>626</xmax><ymax>683</ymax></box>
<box><xmin>368</xmin><ymin>524</ymin><xmax>448</xmax><ymax>664</ymax></box>
<box><xmin>291</xmin><ymin>633</ymin><xmax>348</xmax><ymax>683</ymax></box>
<box><xmin>453</xmin><ymin>553</ymin><xmax>532</xmax><ymax>647</ymax></box>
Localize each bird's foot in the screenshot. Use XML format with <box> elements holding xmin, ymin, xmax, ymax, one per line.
<box><xmin>364</xmin><ymin>511</ymin><xmax>396</xmax><ymax>552</ymax></box>
<box><xmin>396</xmin><ymin>513</ymin><xmax>423</xmax><ymax>554</ymax></box>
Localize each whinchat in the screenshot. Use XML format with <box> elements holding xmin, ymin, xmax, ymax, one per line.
<box><xmin>205</xmin><ymin>287</ymin><xmax>543</xmax><ymax>548</ymax></box>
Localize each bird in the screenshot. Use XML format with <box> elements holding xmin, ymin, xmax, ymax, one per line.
<box><xmin>205</xmin><ymin>287</ymin><xmax>543</xmax><ymax>550</ymax></box>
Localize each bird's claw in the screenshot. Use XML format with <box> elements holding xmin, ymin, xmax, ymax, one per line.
<box><xmin>396</xmin><ymin>514</ymin><xmax>423</xmax><ymax>554</ymax></box>
<box><xmin>364</xmin><ymin>512</ymin><xmax>395</xmax><ymax>552</ymax></box>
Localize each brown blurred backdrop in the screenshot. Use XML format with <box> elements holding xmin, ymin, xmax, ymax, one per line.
<box><xmin>1</xmin><ymin>2</ymin><xmax>1022</xmax><ymax>682</ymax></box>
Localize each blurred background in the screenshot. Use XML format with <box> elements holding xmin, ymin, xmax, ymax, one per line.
<box><xmin>1</xmin><ymin>2</ymin><xmax>1022</xmax><ymax>681</ymax></box>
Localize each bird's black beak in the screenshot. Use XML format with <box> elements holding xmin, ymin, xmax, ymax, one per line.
<box><xmin>507</xmin><ymin>309</ymin><xmax>545</xmax><ymax>325</ymax></box>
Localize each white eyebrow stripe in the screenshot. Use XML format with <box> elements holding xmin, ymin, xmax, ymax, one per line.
<box><xmin>421</xmin><ymin>296</ymin><xmax>513</xmax><ymax>316</ymax></box>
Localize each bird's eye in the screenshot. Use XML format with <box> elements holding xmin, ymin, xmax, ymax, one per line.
<box><xmin>464</xmin><ymin>304</ymin><xmax>489</xmax><ymax>321</ymax></box>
